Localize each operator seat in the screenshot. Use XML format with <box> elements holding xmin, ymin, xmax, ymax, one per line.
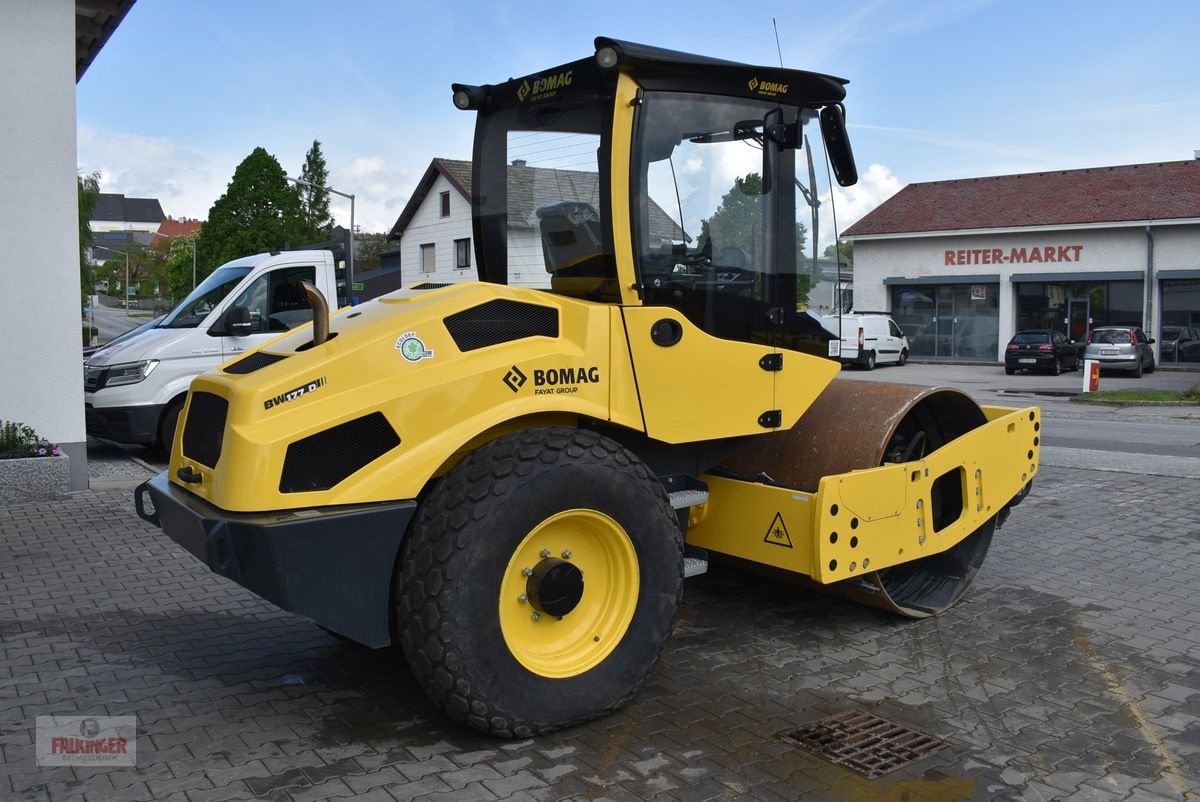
<box><xmin>535</xmin><ymin>201</ymin><xmax>614</xmax><ymax>300</ymax></box>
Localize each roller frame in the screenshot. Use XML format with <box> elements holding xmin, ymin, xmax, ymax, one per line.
<box><xmin>684</xmin><ymin>403</ymin><xmax>1040</xmax><ymax>587</ymax></box>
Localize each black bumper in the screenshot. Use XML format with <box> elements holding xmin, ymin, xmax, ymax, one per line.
<box><xmin>85</xmin><ymin>402</ymin><xmax>162</xmax><ymax>445</ymax></box>
<box><xmin>135</xmin><ymin>472</ymin><xmax>416</xmax><ymax>648</ymax></box>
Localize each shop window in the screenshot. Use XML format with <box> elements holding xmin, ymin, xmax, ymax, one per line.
<box><xmin>1161</xmin><ymin>279</ymin><xmax>1200</xmax><ymax>364</ymax></box>
<box><xmin>890</xmin><ymin>283</ymin><xmax>998</xmax><ymax>360</ymax></box>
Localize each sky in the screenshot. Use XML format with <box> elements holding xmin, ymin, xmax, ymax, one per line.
<box><xmin>77</xmin><ymin>0</ymin><xmax>1200</xmax><ymax>246</ymax></box>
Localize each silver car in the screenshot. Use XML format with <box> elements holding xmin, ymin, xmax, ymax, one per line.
<box><xmin>1081</xmin><ymin>326</ymin><xmax>1155</xmax><ymax>377</ymax></box>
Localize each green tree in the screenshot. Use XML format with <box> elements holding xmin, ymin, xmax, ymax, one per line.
<box><xmin>78</xmin><ymin>172</ymin><xmax>101</xmax><ymax>310</ymax></box>
<box><xmin>196</xmin><ymin>147</ymin><xmax>303</xmax><ymax>276</ymax></box>
<box><xmin>698</xmin><ymin>172</ymin><xmax>811</xmax><ymax>304</ymax></box>
<box><xmin>157</xmin><ymin>234</ymin><xmax>201</xmax><ymax>302</ymax></box>
<box><xmin>94</xmin><ymin>242</ymin><xmax>149</xmax><ymax>300</ymax></box>
<box><xmin>353</xmin><ymin>231</ymin><xmax>391</xmax><ymax>271</ymax></box>
<box><xmin>824</xmin><ymin>240</ymin><xmax>853</xmax><ymax>269</ymax></box>
<box><xmin>297</xmin><ymin>139</ymin><xmax>333</xmax><ymax>243</ymax></box>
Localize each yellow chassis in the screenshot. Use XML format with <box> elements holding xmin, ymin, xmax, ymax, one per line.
<box><xmin>686</xmin><ymin>405</ymin><xmax>1039</xmax><ymax>583</ymax></box>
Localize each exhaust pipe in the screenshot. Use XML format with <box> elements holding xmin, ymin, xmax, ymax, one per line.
<box><xmin>299</xmin><ymin>280</ymin><xmax>329</xmax><ymax>346</ymax></box>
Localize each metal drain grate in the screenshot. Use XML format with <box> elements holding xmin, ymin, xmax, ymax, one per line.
<box><xmin>780</xmin><ymin>710</ymin><xmax>949</xmax><ymax>779</ymax></box>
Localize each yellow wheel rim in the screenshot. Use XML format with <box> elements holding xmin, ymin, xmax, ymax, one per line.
<box><xmin>499</xmin><ymin>509</ymin><xmax>639</xmax><ymax>679</ymax></box>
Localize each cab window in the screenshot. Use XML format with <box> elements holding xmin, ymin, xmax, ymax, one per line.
<box><xmin>228</xmin><ymin>266</ymin><xmax>316</xmax><ymax>334</ymax></box>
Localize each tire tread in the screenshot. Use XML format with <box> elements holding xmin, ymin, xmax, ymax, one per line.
<box><xmin>397</xmin><ymin>426</ymin><xmax>682</xmax><ymax>737</ymax></box>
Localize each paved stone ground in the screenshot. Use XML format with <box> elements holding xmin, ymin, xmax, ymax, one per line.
<box><xmin>2</xmin><ymin>465</ymin><xmax>1200</xmax><ymax>801</ymax></box>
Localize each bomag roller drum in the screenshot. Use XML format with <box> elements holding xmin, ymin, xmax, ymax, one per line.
<box><xmin>718</xmin><ymin>381</ymin><xmax>1005</xmax><ymax>617</ymax></box>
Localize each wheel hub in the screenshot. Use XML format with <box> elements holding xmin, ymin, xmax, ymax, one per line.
<box><xmin>527</xmin><ymin>558</ymin><xmax>584</xmax><ymax>618</ymax></box>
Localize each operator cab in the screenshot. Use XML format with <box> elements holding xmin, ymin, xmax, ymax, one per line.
<box><xmin>453</xmin><ymin>36</ymin><xmax>857</xmax><ymax>350</ymax></box>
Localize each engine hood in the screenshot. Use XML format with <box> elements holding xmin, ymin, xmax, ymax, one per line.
<box><xmin>85</xmin><ymin>327</ymin><xmax>212</xmax><ymax>366</ymax></box>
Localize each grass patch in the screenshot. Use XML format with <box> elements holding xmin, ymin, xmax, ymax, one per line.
<box><xmin>1077</xmin><ymin>384</ymin><xmax>1200</xmax><ymax>404</ymax></box>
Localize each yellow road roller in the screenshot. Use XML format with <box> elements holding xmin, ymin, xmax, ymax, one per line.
<box><xmin>136</xmin><ymin>37</ymin><xmax>1039</xmax><ymax>737</ymax></box>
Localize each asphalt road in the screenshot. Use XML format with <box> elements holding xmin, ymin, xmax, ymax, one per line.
<box><xmin>89</xmin><ymin>301</ymin><xmax>155</xmax><ymax>344</ymax></box>
<box><xmin>836</xmin><ymin>360</ymin><xmax>1200</xmax><ymax>480</ymax></box>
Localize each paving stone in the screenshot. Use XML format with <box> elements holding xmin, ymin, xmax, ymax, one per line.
<box><xmin>2</xmin><ymin>469</ymin><xmax>1200</xmax><ymax>799</ymax></box>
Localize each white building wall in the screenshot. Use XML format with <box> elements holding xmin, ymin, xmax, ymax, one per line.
<box><xmin>0</xmin><ymin>0</ymin><xmax>87</xmax><ymax>488</ymax></box>
<box><xmin>400</xmin><ymin>175</ymin><xmax>475</xmax><ymax>287</ymax></box>
<box><xmin>1152</xmin><ymin>224</ymin><xmax>1200</xmax><ymax>271</ymax></box>
<box><xmin>91</xmin><ymin>219</ymin><xmax>162</xmax><ymax>233</ymax></box>
<box><xmin>850</xmin><ymin>223</ymin><xmax>1199</xmax><ymax>360</ymax></box>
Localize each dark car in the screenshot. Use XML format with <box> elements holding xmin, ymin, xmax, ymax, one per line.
<box><xmin>1161</xmin><ymin>326</ymin><xmax>1200</xmax><ymax>364</ymax></box>
<box><xmin>1004</xmin><ymin>329</ymin><xmax>1079</xmax><ymax>375</ymax></box>
<box><xmin>1081</xmin><ymin>326</ymin><xmax>1155</xmax><ymax>377</ymax></box>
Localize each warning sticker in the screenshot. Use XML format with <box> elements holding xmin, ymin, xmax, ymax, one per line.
<box><xmin>764</xmin><ymin>512</ymin><xmax>793</xmax><ymax>548</ymax></box>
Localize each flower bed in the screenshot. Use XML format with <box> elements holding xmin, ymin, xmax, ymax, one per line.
<box><xmin>0</xmin><ymin>421</ymin><xmax>70</xmax><ymax>503</ymax></box>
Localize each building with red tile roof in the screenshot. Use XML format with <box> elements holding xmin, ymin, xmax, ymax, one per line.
<box><xmin>840</xmin><ymin>160</ymin><xmax>1200</xmax><ymax>365</ymax></box>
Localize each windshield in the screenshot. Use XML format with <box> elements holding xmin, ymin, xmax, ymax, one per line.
<box><xmin>1092</xmin><ymin>329</ymin><xmax>1132</xmax><ymax>344</ymax></box>
<box><xmin>1013</xmin><ymin>332</ymin><xmax>1050</xmax><ymax>344</ymax></box>
<box><xmin>632</xmin><ymin>91</ymin><xmax>821</xmax><ymax>341</ymax></box>
<box><xmin>160</xmin><ymin>266</ymin><xmax>252</xmax><ymax>329</ymax></box>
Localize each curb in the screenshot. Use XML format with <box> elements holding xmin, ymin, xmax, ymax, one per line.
<box><xmin>1070</xmin><ymin>397</ymin><xmax>1199</xmax><ymax>407</ymax></box>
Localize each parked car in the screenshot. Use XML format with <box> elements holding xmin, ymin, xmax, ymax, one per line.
<box><xmin>1160</xmin><ymin>326</ymin><xmax>1200</xmax><ymax>364</ymax></box>
<box><xmin>1081</xmin><ymin>326</ymin><xmax>1155</xmax><ymax>377</ymax></box>
<box><xmin>1004</xmin><ymin>329</ymin><xmax>1079</xmax><ymax>375</ymax></box>
<box><xmin>821</xmin><ymin>312</ymin><xmax>909</xmax><ymax>370</ymax></box>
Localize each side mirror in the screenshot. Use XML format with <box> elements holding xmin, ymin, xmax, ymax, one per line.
<box><xmin>819</xmin><ymin>105</ymin><xmax>858</xmax><ymax>187</ymax></box>
<box><xmin>1148</xmin><ymin>338</ymin><xmax>1156</xmax><ymax>344</ymax></box>
<box><xmin>226</xmin><ymin>306</ymin><xmax>252</xmax><ymax>337</ymax></box>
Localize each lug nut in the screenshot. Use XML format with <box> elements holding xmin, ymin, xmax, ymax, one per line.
<box><xmin>522</xmin><ymin>567</ymin><xmax>532</xmax><ymax>577</ymax></box>
<box><xmin>518</xmin><ymin>593</ymin><xmax>528</xmax><ymax>603</ymax></box>
<box><xmin>540</xmin><ymin>549</ymin><xmax>551</xmax><ymax>558</ymax></box>
<box><xmin>531</xmin><ymin>612</ymin><xmax>541</xmax><ymax>622</ymax></box>
<box><xmin>561</xmin><ymin>549</ymin><xmax>572</xmax><ymax>559</ymax></box>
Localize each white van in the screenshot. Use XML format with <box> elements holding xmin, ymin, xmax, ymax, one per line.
<box><xmin>822</xmin><ymin>311</ymin><xmax>909</xmax><ymax>370</ymax></box>
<box><xmin>84</xmin><ymin>250</ymin><xmax>341</xmax><ymax>448</ymax></box>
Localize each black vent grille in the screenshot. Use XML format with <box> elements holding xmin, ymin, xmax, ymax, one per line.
<box><xmin>225</xmin><ymin>351</ymin><xmax>288</xmax><ymax>374</ymax></box>
<box><xmin>280</xmin><ymin>412</ymin><xmax>401</xmax><ymax>493</ymax></box>
<box><xmin>182</xmin><ymin>392</ymin><xmax>229</xmax><ymax>468</ymax></box>
<box><xmin>410</xmin><ymin>282</ymin><xmax>455</xmax><ymax>290</ymax></box>
<box><xmin>443</xmin><ymin>299</ymin><xmax>558</xmax><ymax>352</ymax></box>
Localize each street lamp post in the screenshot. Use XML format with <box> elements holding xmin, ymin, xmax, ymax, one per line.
<box><xmin>92</xmin><ymin>244</ymin><xmax>131</xmax><ymax>316</ymax></box>
<box><xmin>287</xmin><ymin>176</ymin><xmax>355</xmax><ymax>303</ymax></box>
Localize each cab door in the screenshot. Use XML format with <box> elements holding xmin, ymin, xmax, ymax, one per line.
<box><xmin>220</xmin><ymin>264</ymin><xmax>316</xmax><ymax>359</ymax></box>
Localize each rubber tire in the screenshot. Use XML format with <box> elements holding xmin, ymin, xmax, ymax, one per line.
<box><xmin>898</xmin><ymin>349</ymin><xmax>908</xmax><ymax>366</ymax></box>
<box><xmin>396</xmin><ymin>426</ymin><xmax>683</xmax><ymax>737</ymax></box>
<box><xmin>1005</xmin><ymin>366</ymin><xmax>1016</xmax><ymax>375</ymax></box>
<box><xmin>158</xmin><ymin>398</ymin><xmax>184</xmax><ymax>455</ymax></box>
<box><xmin>864</xmin><ymin>351</ymin><xmax>876</xmax><ymax>371</ymax></box>
<box><xmin>1133</xmin><ymin>358</ymin><xmax>1143</xmax><ymax>378</ymax></box>
<box><xmin>1146</xmin><ymin>356</ymin><xmax>1155</xmax><ymax>374</ymax></box>
<box><xmin>1052</xmin><ymin>358</ymin><xmax>1061</xmax><ymax>376</ymax></box>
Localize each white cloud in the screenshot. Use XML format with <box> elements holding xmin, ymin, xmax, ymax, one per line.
<box><xmin>77</xmin><ymin>126</ymin><xmax>226</xmax><ymax>221</ymax></box>
<box><xmin>827</xmin><ymin>162</ymin><xmax>903</xmax><ymax>240</ymax></box>
<box><xmin>79</xmin><ymin>127</ymin><xmax>422</xmax><ymax>235</ymax></box>
<box><xmin>330</xmin><ymin>156</ymin><xmax>421</xmax><ymax>234</ymax></box>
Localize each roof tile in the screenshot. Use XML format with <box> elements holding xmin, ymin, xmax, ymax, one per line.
<box><xmin>843</xmin><ymin>160</ymin><xmax>1200</xmax><ymax>237</ymax></box>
